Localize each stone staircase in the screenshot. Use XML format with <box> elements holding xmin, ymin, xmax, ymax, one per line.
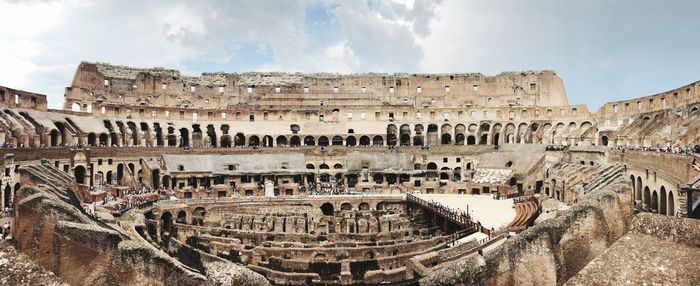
<box><xmin>582</xmin><ymin>164</ymin><xmax>625</xmax><ymax>195</ymax></box>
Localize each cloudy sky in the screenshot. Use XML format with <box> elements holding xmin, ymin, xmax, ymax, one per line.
<box><xmin>1</xmin><ymin>0</ymin><xmax>699</xmax><ymax>110</ymax></box>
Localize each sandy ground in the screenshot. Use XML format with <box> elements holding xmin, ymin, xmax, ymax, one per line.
<box><xmin>416</xmin><ymin>194</ymin><xmax>516</xmax><ymax>230</ymax></box>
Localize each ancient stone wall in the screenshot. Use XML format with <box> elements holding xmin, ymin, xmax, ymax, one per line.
<box><xmin>0</xmin><ymin>86</ymin><xmax>48</xmax><ymax>111</ymax></box>
<box><xmin>420</xmin><ymin>178</ymin><xmax>633</xmax><ymax>286</ymax></box>
<box><xmin>65</xmin><ymin>62</ymin><xmax>569</xmax><ymax>111</ymax></box>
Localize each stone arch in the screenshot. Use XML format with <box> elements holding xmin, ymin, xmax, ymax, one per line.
<box><xmin>427</xmin><ymin>124</ymin><xmax>438</xmax><ymax>145</ymax></box>
<box><xmin>87</xmin><ymin>133</ymin><xmax>97</xmax><ymax>146</ymax></box>
<box><xmin>146</xmin><ymin>166</ymin><xmax>157</xmax><ymax>187</ymax></box>
<box><xmin>413</xmin><ymin>124</ymin><xmax>425</xmax><ymax>146</ymax></box>
<box><xmin>3</xmin><ymin>184</ymin><xmax>11</xmax><ymax>208</ymax></box>
<box><xmin>636</xmin><ymin>177</ymin><xmax>643</xmax><ymax>201</ymax></box>
<box><xmin>340</xmin><ymin>202</ymin><xmax>352</xmax><ymax>211</ymax></box>
<box><xmin>399</xmin><ymin>124</ymin><xmax>411</xmax><ymax>146</ymax></box>
<box><xmin>276</xmin><ymin>135</ymin><xmax>288</xmax><ymax>146</ymax></box>
<box><xmin>440</xmin><ymin>167</ymin><xmax>451</xmax><ymax>180</ymax></box>
<box><xmin>453</xmin><ymin>124</ymin><xmax>464</xmax><ymax>145</ymax></box>
<box><xmin>167</xmin><ymin>127</ymin><xmax>177</xmax><ymax>147</ymax></box>
<box><xmin>440</xmin><ymin>124</ymin><xmax>452</xmax><ymax>144</ymax></box>
<box><xmin>192</xmin><ymin>207</ymin><xmax>206</xmax><ymax>226</ymax></box>
<box><xmin>179</xmin><ymin>128</ymin><xmax>189</xmax><ymax>147</ymax></box>
<box><xmin>504</xmin><ymin>123</ymin><xmax>516</xmax><ymax>144</ymax></box>
<box><xmin>234</xmin><ymin>133</ymin><xmax>245</xmax><ymax>147</ymax></box>
<box><xmin>160</xmin><ymin>212</ymin><xmax>173</xmax><ymax>235</ymax></box>
<box><xmin>53</xmin><ymin>121</ymin><xmax>67</xmax><ymax>145</ymax></box>
<box><xmin>541</xmin><ymin>123</ymin><xmax>553</xmax><ymax>144</ymax></box>
<box><xmin>579</xmin><ymin>121</ymin><xmax>593</xmax><ymax>136</ymax></box>
<box><xmin>441</xmin><ymin>133</ymin><xmax>451</xmax><ymax>145</ymax></box>
<box><xmin>162</xmin><ymin>175</ymin><xmax>171</xmax><ymax>189</ymax></box>
<box><xmin>49</xmin><ymin>129</ymin><xmax>60</xmax><ymax>147</ymax></box>
<box><xmin>304</xmin><ymin>136</ymin><xmax>315</xmax><ymax>146</ymax></box>
<box><xmin>206</xmin><ymin>125</ymin><xmax>217</xmax><ymax>147</ymax></box>
<box><xmin>386</xmin><ymin>124</ymin><xmax>397</xmax><ymax>146</ymax></box>
<box><xmin>248</xmin><ymin>135</ymin><xmax>260</xmax><ymax>147</ymax></box>
<box><xmin>376</xmin><ymin>201</ymin><xmax>387</xmax><ymax>210</ymax></box>
<box><xmin>630</xmin><ymin>175</ymin><xmax>638</xmax><ymax>201</ymax></box>
<box><xmin>478</xmin><ymin>123</ymin><xmax>490</xmax><ymax>145</ymax></box>
<box><xmin>358</xmin><ymin>202</ymin><xmax>370</xmax><ymax>211</ymax></box>
<box><xmin>153</xmin><ymin>123</ymin><xmax>164</xmax><ymax>146</ymax></box>
<box><xmin>221</xmin><ymin>135</ymin><xmax>232</xmax><ymax>148</ymax></box>
<box><xmin>290</xmin><ymin>135</ymin><xmax>301</xmax><ymax>146</ymax></box>
<box><xmin>318</xmin><ymin>136</ymin><xmax>329</xmax><ymax>146</ymax></box>
<box><xmin>643</xmin><ymin>186</ymin><xmax>651</xmax><ymax>207</ymax></box>
<box><xmin>660</xmin><ymin>186</ymin><xmax>667</xmax><ymax>215</ymax></box>
<box><xmin>146</xmin><ymin>223</ymin><xmax>158</xmax><ymax>241</ymax></box>
<box><xmin>332</xmin><ymin>135</ymin><xmax>343</xmax><ymax>146</ymax></box>
<box><xmin>372</xmin><ymin>136</ymin><xmax>384</xmax><ymax>146</ymax></box>
<box><xmin>466</xmin><ymin>135</ymin><xmax>476</xmax><ymax>145</ymax></box>
<box><xmin>412</xmin><ymin>135</ymin><xmax>424</xmax><ymax>146</ymax></box>
<box><xmin>346</xmin><ymin>135</ymin><xmax>356</xmax><ymax>146</ymax></box>
<box><xmin>176</xmin><ymin>210</ymin><xmax>187</xmax><ymax>224</ymax></box>
<box><xmin>668</xmin><ymin>191</ymin><xmax>675</xmax><ymax>217</ymax></box>
<box><xmin>116</xmin><ymin>163</ymin><xmax>124</xmax><ymax>184</ymax></box>
<box><xmin>74</xmin><ymin>165</ymin><xmax>86</xmax><ymax>184</ymax></box>
<box><xmin>601</xmin><ymin>135</ymin><xmax>609</xmax><ymax>146</ymax></box>
<box><xmin>651</xmin><ymin>190</ymin><xmax>658</xmax><ymax>212</ymax></box>
<box><xmin>99</xmin><ymin>133</ymin><xmax>109</xmax><ymax>146</ymax></box>
<box><xmin>320</xmin><ymin>203</ymin><xmax>334</xmax><ymax>216</ymax></box>
<box><xmin>480</xmin><ymin>134</ymin><xmax>488</xmax><ymax>145</ymax></box>
<box><xmin>360</xmin><ymin>135</ymin><xmax>370</xmax><ymax>146</ymax></box>
<box><xmin>517</xmin><ymin>123</ymin><xmax>528</xmax><ymax>143</ymax></box>
<box><xmin>426</xmin><ymin>162</ymin><xmax>438</xmax><ymax>170</ymax></box>
<box><xmin>262</xmin><ymin>135</ymin><xmax>273</xmax><ymax>147</ymax></box>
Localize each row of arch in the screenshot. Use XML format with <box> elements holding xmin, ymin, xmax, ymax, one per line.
<box><xmin>45</xmin><ymin>119</ymin><xmax>597</xmax><ymax>148</ymax></box>
<box><xmin>630</xmin><ymin>174</ymin><xmax>676</xmax><ymax>216</ymax></box>
<box><xmin>2</xmin><ymin>183</ymin><xmax>21</xmax><ymax>209</ymax></box>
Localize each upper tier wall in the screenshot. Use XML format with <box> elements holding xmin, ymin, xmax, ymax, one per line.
<box><xmin>64</xmin><ymin>62</ymin><xmax>569</xmax><ymax>111</ymax></box>
<box><xmin>596</xmin><ymin>80</ymin><xmax>700</xmax><ymax>116</ymax></box>
<box><xmin>0</xmin><ymin>86</ymin><xmax>48</xmax><ymax>111</ymax></box>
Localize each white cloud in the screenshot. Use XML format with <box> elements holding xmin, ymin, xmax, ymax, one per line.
<box><xmin>329</xmin><ymin>0</ymin><xmax>441</xmax><ymax>72</ymax></box>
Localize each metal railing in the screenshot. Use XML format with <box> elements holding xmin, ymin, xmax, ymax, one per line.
<box><xmin>406</xmin><ymin>193</ymin><xmax>479</xmax><ymax>232</ymax></box>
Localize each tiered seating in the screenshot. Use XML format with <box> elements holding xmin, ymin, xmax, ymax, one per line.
<box><xmin>507</xmin><ymin>198</ymin><xmax>540</xmax><ymax>229</ymax></box>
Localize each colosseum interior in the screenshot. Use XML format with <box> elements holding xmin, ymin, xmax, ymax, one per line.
<box><xmin>1</xmin><ymin>61</ymin><xmax>699</xmax><ymax>285</ymax></box>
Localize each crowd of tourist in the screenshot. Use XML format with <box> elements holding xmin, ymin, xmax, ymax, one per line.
<box><xmin>310</xmin><ymin>181</ymin><xmax>346</xmax><ymax>195</ymax></box>
<box><xmin>120</xmin><ymin>187</ymin><xmax>164</xmax><ymax>196</ymax></box>
<box><xmin>545</xmin><ymin>145</ymin><xmax>569</xmax><ymax>151</ymax></box>
<box><xmin>2</xmin><ymin>207</ymin><xmax>13</xmax><ymax>218</ymax></box>
<box><xmin>427</xmin><ymin>200</ymin><xmax>474</xmax><ymax>224</ymax></box>
<box><xmin>1</xmin><ymin>221</ymin><xmax>10</xmax><ymax>240</ymax></box>
<box><xmin>610</xmin><ymin>144</ymin><xmax>700</xmax><ymax>155</ymax></box>
<box><xmin>112</xmin><ymin>196</ymin><xmax>154</xmax><ymax>214</ymax></box>
<box><xmin>96</xmin><ymin>187</ymin><xmax>170</xmax><ymax>215</ymax></box>
<box><xmin>1</xmin><ymin>143</ymin><xmax>19</xmax><ymax>148</ymax></box>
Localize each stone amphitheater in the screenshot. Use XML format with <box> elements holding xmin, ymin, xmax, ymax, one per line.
<box><xmin>0</xmin><ymin>61</ymin><xmax>698</xmax><ymax>285</ymax></box>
